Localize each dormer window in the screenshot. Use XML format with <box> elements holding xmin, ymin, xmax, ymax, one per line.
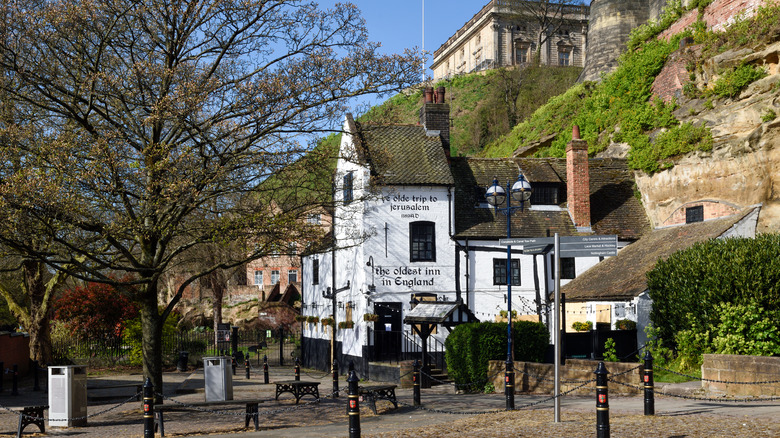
<box><xmin>530</xmin><ymin>183</ymin><xmax>562</xmax><ymax>205</ymax></box>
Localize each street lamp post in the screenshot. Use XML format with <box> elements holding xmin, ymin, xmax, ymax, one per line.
<box><xmin>486</xmin><ymin>172</ymin><xmax>532</xmax><ymax>411</ymax></box>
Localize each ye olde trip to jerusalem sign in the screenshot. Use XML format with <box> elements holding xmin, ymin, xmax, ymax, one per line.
<box><xmin>380</xmin><ymin>194</ymin><xmax>439</xmax><ymax>219</ymax></box>
<box><xmin>374</xmin><ymin>266</ymin><xmax>443</xmax><ymax>288</ymax></box>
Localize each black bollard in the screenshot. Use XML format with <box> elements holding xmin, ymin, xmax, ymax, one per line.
<box><xmin>332</xmin><ymin>360</ymin><xmax>340</xmax><ymax>398</ymax></box>
<box><xmin>11</xmin><ymin>364</ymin><xmax>19</xmax><ymax>396</ymax></box>
<box><xmin>245</xmin><ymin>355</ymin><xmax>251</xmax><ymax>380</ymax></box>
<box><xmin>413</xmin><ymin>360</ymin><xmax>421</xmax><ymax>407</ymax></box>
<box><xmin>294</xmin><ymin>357</ymin><xmax>301</xmax><ymax>381</ymax></box>
<box><xmin>347</xmin><ymin>370</ymin><xmax>361</xmax><ymax>438</ymax></box>
<box><xmin>33</xmin><ymin>360</ymin><xmax>40</xmax><ymax>391</ymax></box>
<box><xmin>505</xmin><ymin>359</ymin><xmax>514</xmax><ymax>410</ymax></box>
<box><xmin>263</xmin><ymin>355</ymin><xmax>269</xmax><ymax>384</ymax></box>
<box><xmin>143</xmin><ymin>378</ymin><xmax>155</xmax><ymax>438</ymax></box>
<box><xmin>595</xmin><ymin>362</ymin><xmax>610</xmax><ymax>438</ymax></box>
<box><xmin>231</xmin><ymin>355</ymin><xmax>237</xmax><ymax>376</ymax></box>
<box><xmin>643</xmin><ymin>351</ymin><xmax>655</xmax><ymax>416</ymax></box>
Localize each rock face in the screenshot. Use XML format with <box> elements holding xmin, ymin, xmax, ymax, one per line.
<box><xmin>635</xmin><ymin>43</ymin><xmax>780</xmax><ymax>233</ymax></box>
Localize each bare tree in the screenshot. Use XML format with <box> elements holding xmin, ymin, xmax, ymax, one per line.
<box><xmin>0</xmin><ymin>0</ymin><xmax>420</xmax><ymax>392</ymax></box>
<box><xmin>508</xmin><ymin>0</ymin><xmax>585</xmax><ymax>65</ymax></box>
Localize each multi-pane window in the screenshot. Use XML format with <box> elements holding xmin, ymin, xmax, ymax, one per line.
<box><xmin>271</xmin><ymin>270</ymin><xmax>280</xmax><ymax>284</ymax></box>
<box><xmin>686</xmin><ymin>205</ymin><xmax>704</xmax><ymax>223</ymax></box>
<box><xmin>530</xmin><ymin>183</ymin><xmax>560</xmax><ymax>205</ymax></box>
<box><xmin>288</xmin><ymin>269</ymin><xmax>298</xmax><ymax>283</ymax></box>
<box><xmin>343</xmin><ymin>172</ymin><xmax>354</xmax><ymax>204</ymax></box>
<box><xmin>516</xmin><ymin>43</ymin><xmax>529</xmax><ymax>64</ymax></box>
<box><xmin>410</xmin><ymin>221</ymin><xmax>436</xmax><ymax>262</ymax></box>
<box><xmin>561</xmin><ymin>257</ymin><xmax>576</xmax><ymax>280</ymax></box>
<box><xmin>558</xmin><ymin>48</ymin><xmax>571</xmax><ymax>66</ymax></box>
<box><xmin>493</xmin><ymin>259</ymin><xmax>521</xmax><ymax>286</ymax></box>
<box><xmin>254</xmin><ymin>270</ymin><xmax>263</xmax><ymax>285</ymax></box>
<box><xmin>312</xmin><ymin>259</ymin><xmax>319</xmax><ymax>285</ymax></box>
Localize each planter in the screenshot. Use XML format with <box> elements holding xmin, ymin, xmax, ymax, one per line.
<box><xmin>338</xmin><ymin>321</ymin><xmax>354</xmax><ymax>329</ymax></box>
<box><xmin>363</xmin><ymin>313</ymin><xmax>379</xmax><ymax>322</ymax></box>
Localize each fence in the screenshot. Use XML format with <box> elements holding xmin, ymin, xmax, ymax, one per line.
<box><xmin>52</xmin><ymin>329</ymin><xmax>299</xmax><ymax>367</ymax></box>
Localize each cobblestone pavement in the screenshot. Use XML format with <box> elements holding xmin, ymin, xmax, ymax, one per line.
<box><xmin>2</xmin><ymin>366</ymin><xmax>779</xmax><ymax>438</ymax></box>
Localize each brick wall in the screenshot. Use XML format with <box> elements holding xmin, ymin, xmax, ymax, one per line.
<box><xmin>651</xmin><ymin>47</ymin><xmax>695</xmax><ymax>103</ymax></box>
<box><xmin>488</xmin><ymin>359</ymin><xmax>642</xmax><ymax>395</ymax></box>
<box><xmin>566</xmin><ymin>138</ymin><xmax>591</xmax><ymax>228</ymax></box>
<box><xmin>658</xmin><ymin>0</ymin><xmax>766</xmax><ymax>41</ymax></box>
<box><xmin>660</xmin><ymin>200</ymin><xmax>741</xmax><ymax>226</ymax></box>
<box><xmin>702</xmin><ymin>354</ymin><xmax>780</xmax><ymax>396</ymax></box>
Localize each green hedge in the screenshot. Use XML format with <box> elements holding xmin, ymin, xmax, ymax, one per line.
<box><xmin>445</xmin><ymin>321</ymin><xmax>549</xmax><ymax>391</ymax></box>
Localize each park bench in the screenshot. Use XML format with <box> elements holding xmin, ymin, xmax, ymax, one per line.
<box><xmin>14</xmin><ymin>405</ymin><xmax>47</xmax><ymax>438</ymax></box>
<box><xmin>154</xmin><ymin>398</ymin><xmax>264</xmax><ymax>437</ymax></box>
<box><xmin>87</xmin><ymin>382</ymin><xmax>144</xmax><ymax>401</ymax></box>
<box><xmin>358</xmin><ymin>384</ymin><xmax>398</xmax><ymax>414</ymax></box>
<box><xmin>274</xmin><ymin>380</ymin><xmax>320</xmax><ymax>404</ymax></box>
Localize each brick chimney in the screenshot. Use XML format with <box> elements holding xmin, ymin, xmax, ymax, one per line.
<box><xmin>420</xmin><ymin>86</ymin><xmax>451</xmax><ymax>159</ymax></box>
<box><xmin>566</xmin><ymin>125</ymin><xmax>591</xmax><ymax>230</ymax></box>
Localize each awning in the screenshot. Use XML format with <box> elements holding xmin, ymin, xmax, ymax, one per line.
<box><xmin>403</xmin><ymin>301</ymin><xmax>478</xmax><ymax>328</ymax></box>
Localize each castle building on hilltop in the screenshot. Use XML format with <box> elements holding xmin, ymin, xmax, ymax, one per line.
<box><xmin>431</xmin><ymin>0</ymin><xmax>590</xmax><ymax>81</ymax></box>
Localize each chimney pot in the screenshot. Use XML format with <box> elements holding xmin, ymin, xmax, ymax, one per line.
<box><xmin>435</xmin><ymin>86</ymin><xmax>446</xmax><ymax>104</ymax></box>
<box><xmin>424</xmin><ymin>87</ymin><xmax>434</xmax><ymax>104</ymax></box>
<box><xmin>572</xmin><ymin>125</ymin><xmax>580</xmax><ymax>140</ymax></box>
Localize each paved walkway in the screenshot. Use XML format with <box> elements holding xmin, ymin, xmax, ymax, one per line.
<box><xmin>1</xmin><ymin>365</ymin><xmax>779</xmax><ymax>437</ymax></box>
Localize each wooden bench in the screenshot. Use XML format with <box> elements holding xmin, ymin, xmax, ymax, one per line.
<box><xmin>274</xmin><ymin>380</ymin><xmax>320</xmax><ymax>404</ymax></box>
<box><xmin>154</xmin><ymin>399</ymin><xmax>264</xmax><ymax>437</ymax></box>
<box><xmin>359</xmin><ymin>384</ymin><xmax>398</xmax><ymax>414</ymax></box>
<box><xmin>15</xmin><ymin>405</ymin><xmax>47</xmax><ymax>438</ymax></box>
<box><xmin>87</xmin><ymin>382</ymin><xmax>143</xmax><ymax>401</ymax></box>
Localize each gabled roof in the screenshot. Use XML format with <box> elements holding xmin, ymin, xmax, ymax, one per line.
<box><xmin>562</xmin><ymin>207</ymin><xmax>760</xmax><ymax>302</ymax></box>
<box><xmin>451</xmin><ymin>157</ymin><xmax>650</xmax><ymax>240</ymax></box>
<box><xmin>354</xmin><ymin>123</ymin><xmax>454</xmax><ymax>186</ymax></box>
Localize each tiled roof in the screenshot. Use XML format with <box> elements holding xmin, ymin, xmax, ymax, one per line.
<box><xmin>562</xmin><ymin>207</ymin><xmax>759</xmax><ymax>302</ymax></box>
<box><xmin>357</xmin><ymin>124</ymin><xmax>454</xmax><ymax>186</ymax></box>
<box><xmin>451</xmin><ymin>157</ymin><xmax>650</xmax><ymax>240</ymax></box>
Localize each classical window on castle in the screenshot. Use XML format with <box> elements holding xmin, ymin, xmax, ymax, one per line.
<box><xmin>561</xmin><ymin>257</ymin><xmax>576</xmax><ymax>280</ymax></box>
<box><xmin>476</xmin><ymin>34</ymin><xmax>481</xmax><ymax>45</ymax></box>
<box><xmin>493</xmin><ymin>259</ymin><xmax>521</xmax><ymax>286</ymax></box>
<box><xmin>312</xmin><ymin>259</ymin><xmax>319</xmax><ymax>285</ymax></box>
<box><xmin>343</xmin><ymin>171</ymin><xmax>354</xmax><ymax>204</ymax></box>
<box><xmin>530</xmin><ymin>183</ymin><xmax>561</xmax><ymax>205</ymax></box>
<box><xmin>254</xmin><ymin>270</ymin><xmax>263</xmax><ymax>285</ymax></box>
<box><xmin>271</xmin><ymin>270</ymin><xmax>280</xmax><ymax>285</ymax></box>
<box><xmin>558</xmin><ymin>47</ymin><xmax>571</xmax><ymax>66</ymax></box>
<box><xmin>686</xmin><ymin>205</ymin><xmax>704</xmax><ymax>223</ymax></box>
<box><xmin>515</xmin><ymin>43</ymin><xmax>529</xmax><ymax>64</ymax></box>
<box><xmin>288</xmin><ymin>269</ymin><xmax>298</xmax><ymax>283</ymax></box>
<box><xmin>410</xmin><ymin>221</ymin><xmax>436</xmax><ymax>262</ymax></box>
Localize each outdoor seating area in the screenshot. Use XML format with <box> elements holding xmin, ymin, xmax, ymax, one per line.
<box><xmin>154</xmin><ymin>399</ymin><xmax>264</xmax><ymax>437</ymax></box>
<box><xmin>273</xmin><ymin>380</ymin><xmax>321</xmax><ymax>404</ymax></box>
<box><xmin>358</xmin><ymin>384</ymin><xmax>398</xmax><ymax>414</ymax></box>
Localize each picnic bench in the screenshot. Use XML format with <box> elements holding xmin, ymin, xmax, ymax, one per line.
<box><xmin>87</xmin><ymin>382</ymin><xmax>143</xmax><ymax>401</ymax></box>
<box><xmin>358</xmin><ymin>384</ymin><xmax>398</xmax><ymax>414</ymax></box>
<box><xmin>15</xmin><ymin>405</ymin><xmax>47</xmax><ymax>438</ymax></box>
<box><xmin>154</xmin><ymin>399</ymin><xmax>264</xmax><ymax>437</ymax></box>
<box><xmin>274</xmin><ymin>380</ymin><xmax>320</xmax><ymax>404</ymax></box>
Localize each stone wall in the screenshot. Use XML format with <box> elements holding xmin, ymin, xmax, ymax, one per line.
<box><xmin>579</xmin><ymin>0</ymin><xmax>650</xmax><ymax>82</ymax></box>
<box><xmin>657</xmin><ymin>0</ymin><xmax>767</xmax><ymax>41</ymax></box>
<box><xmin>702</xmin><ymin>354</ymin><xmax>780</xmax><ymax>396</ymax></box>
<box><xmin>488</xmin><ymin>359</ymin><xmax>642</xmax><ymax>395</ymax></box>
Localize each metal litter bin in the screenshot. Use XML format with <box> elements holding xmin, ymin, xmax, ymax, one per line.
<box><xmin>48</xmin><ymin>365</ymin><xmax>88</xmax><ymax>427</ymax></box>
<box><xmin>203</xmin><ymin>356</ymin><xmax>233</xmax><ymax>401</ymax></box>
<box><xmin>177</xmin><ymin>351</ymin><xmax>190</xmax><ymax>372</ymax></box>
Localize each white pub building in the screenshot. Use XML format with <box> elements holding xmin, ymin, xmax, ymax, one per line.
<box><xmin>300</xmin><ymin>87</ymin><xmax>650</xmax><ymax>377</ymax></box>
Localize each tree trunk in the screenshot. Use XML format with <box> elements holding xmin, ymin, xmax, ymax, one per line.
<box><xmin>139</xmin><ymin>283</ymin><xmax>163</xmax><ymax>403</ymax></box>
<box><xmin>22</xmin><ymin>260</ymin><xmax>54</xmax><ymax>365</ymax></box>
<box><xmin>210</xmin><ymin>273</ymin><xmax>224</xmax><ymax>348</ymax></box>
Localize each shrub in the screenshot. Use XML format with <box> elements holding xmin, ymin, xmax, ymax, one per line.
<box><xmin>571</xmin><ymin>321</ymin><xmax>592</xmax><ymax>332</ymax></box>
<box><xmin>615</xmin><ymin>319</ymin><xmax>637</xmax><ymax>330</ymax></box>
<box><xmin>762</xmin><ymin>109</ymin><xmax>777</xmax><ymax>123</ymax></box>
<box><xmin>123</xmin><ymin>309</ymin><xmax>180</xmax><ymax>366</ymax></box>
<box><xmin>647</xmin><ymin>235</ymin><xmax>780</xmax><ymax>355</ymax></box>
<box><xmin>711</xmin><ymin>64</ymin><xmax>767</xmax><ymax>99</ymax></box>
<box><xmin>445</xmin><ymin>321</ymin><xmax>549</xmax><ymax>391</ymax></box>
<box><xmin>603</xmin><ymin>338</ymin><xmax>619</xmax><ymax>362</ymax></box>
<box><xmin>54</xmin><ymin>280</ymin><xmax>139</xmax><ymax>340</ymax></box>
